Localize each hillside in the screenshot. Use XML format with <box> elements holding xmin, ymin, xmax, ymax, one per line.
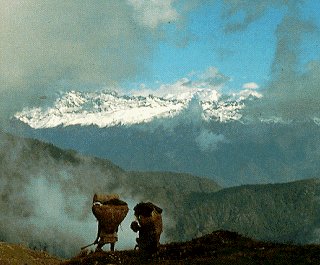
<box><xmin>0</xmin><ymin>242</ymin><xmax>61</xmax><ymax>265</ymax></box>
<box><xmin>2</xmin><ymin>230</ymin><xmax>319</xmax><ymax>265</ymax></box>
<box><xmin>178</xmin><ymin>178</ymin><xmax>320</xmax><ymax>244</ymax></box>
<box><xmin>0</xmin><ymin>130</ymin><xmax>220</xmax><ymax>258</ymax></box>
<box><xmin>12</xmin><ymin>118</ymin><xmax>320</xmax><ymax>187</ymax></box>
<box><xmin>62</xmin><ymin>230</ymin><xmax>320</xmax><ymax>265</ymax></box>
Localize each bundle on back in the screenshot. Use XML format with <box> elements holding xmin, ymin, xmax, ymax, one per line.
<box><xmin>92</xmin><ymin>193</ymin><xmax>129</xmax><ymax>233</ymax></box>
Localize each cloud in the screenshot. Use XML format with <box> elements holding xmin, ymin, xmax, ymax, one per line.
<box><xmin>195</xmin><ymin>129</ymin><xmax>227</xmax><ymax>151</ymax></box>
<box><xmin>242</xmin><ymin>82</ymin><xmax>259</xmax><ymax>90</ymax></box>
<box><xmin>23</xmin><ymin>177</ymin><xmax>138</xmax><ymax>256</ymax></box>
<box><xmin>221</xmin><ymin>0</ymin><xmax>288</xmax><ymax>32</ymax></box>
<box><xmin>127</xmin><ymin>0</ymin><xmax>179</xmax><ymax>29</ymax></box>
<box><xmin>219</xmin><ymin>0</ymin><xmax>320</xmax><ymax>122</ymax></box>
<box><xmin>245</xmin><ymin>3</ymin><xmax>320</xmax><ymax>122</ymax></box>
<box><xmin>199</xmin><ymin>67</ymin><xmax>231</xmax><ymax>87</ymax></box>
<box><xmin>0</xmin><ymin>1</ymin><xmax>155</xmax><ymax>122</ymax></box>
<box><xmin>130</xmin><ymin>67</ymin><xmax>228</xmax><ymax>99</ymax></box>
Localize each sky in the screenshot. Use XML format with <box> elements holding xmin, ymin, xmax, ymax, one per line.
<box><xmin>1</xmin><ymin>0</ymin><xmax>320</xmax><ymax>126</ymax></box>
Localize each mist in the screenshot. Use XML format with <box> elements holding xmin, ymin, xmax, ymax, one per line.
<box><xmin>0</xmin><ymin>132</ymin><xmax>154</xmax><ymax>257</ymax></box>
<box><xmin>0</xmin><ymin>129</ymin><xmax>192</xmax><ymax>258</ymax></box>
<box><xmin>195</xmin><ymin>130</ymin><xmax>227</xmax><ymax>151</ymax></box>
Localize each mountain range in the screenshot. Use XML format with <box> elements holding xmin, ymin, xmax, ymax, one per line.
<box><xmin>9</xmin><ymin>87</ymin><xmax>320</xmax><ymax>187</ymax></box>
<box><xmin>14</xmin><ymin>85</ymin><xmax>261</xmax><ymax>128</ymax></box>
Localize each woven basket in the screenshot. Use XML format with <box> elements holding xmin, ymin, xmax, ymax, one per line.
<box><xmin>138</xmin><ymin>210</ymin><xmax>163</xmax><ymax>243</ymax></box>
<box><xmin>93</xmin><ymin>193</ymin><xmax>119</xmax><ymax>204</ymax></box>
<box><xmin>152</xmin><ymin>211</ymin><xmax>163</xmax><ymax>243</ymax></box>
<box><xmin>92</xmin><ymin>194</ymin><xmax>129</xmax><ymax>233</ymax></box>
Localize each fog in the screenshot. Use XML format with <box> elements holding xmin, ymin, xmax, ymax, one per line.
<box><xmin>0</xmin><ymin>132</ymin><xmax>168</xmax><ymax>257</ymax></box>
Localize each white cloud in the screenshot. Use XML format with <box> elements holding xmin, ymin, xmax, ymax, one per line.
<box><xmin>0</xmin><ymin>0</ymin><xmax>153</xmax><ymax>122</ymax></box>
<box><xmin>129</xmin><ymin>66</ymin><xmax>229</xmax><ymax>100</ymax></box>
<box><xmin>198</xmin><ymin>66</ymin><xmax>230</xmax><ymax>86</ymax></box>
<box><xmin>242</xmin><ymin>82</ymin><xmax>259</xmax><ymax>90</ymax></box>
<box><xmin>127</xmin><ymin>0</ymin><xmax>179</xmax><ymax>29</ymax></box>
<box><xmin>195</xmin><ymin>130</ymin><xmax>227</xmax><ymax>151</ymax></box>
<box><xmin>15</xmin><ymin>66</ymin><xmax>266</xmax><ymax>128</ymax></box>
<box><xmin>313</xmin><ymin>117</ymin><xmax>320</xmax><ymax>126</ymax></box>
<box><xmin>200</xmin><ymin>67</ymin><xmax>220</xmax><ymax>80</ymax></box>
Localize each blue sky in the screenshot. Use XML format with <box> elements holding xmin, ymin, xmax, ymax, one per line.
<box><xmin>145</xmin><ymin>2</ymin><xmax>282</xmax><ymax>90</ymax></box>
<box><xmin>1</xmin><ymin>0</ymin><xmax>320</xmax><ymax>122</ymax></box>
<box><xmin>139</xmin><ymin>0</ymin><xmax>320</xmax><ymax>91</ymax></box>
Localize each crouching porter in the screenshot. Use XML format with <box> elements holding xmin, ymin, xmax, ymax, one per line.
<box><xmin>130</xmin><ymin>202</ymin><xmax>163</xmax><ymax>257</ymax></box>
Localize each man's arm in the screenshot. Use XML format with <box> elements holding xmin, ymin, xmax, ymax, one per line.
<box><xmin>94</xmin><ymin>222</ymin><xmax>101</xmax><ymax>244</ymax></box>
<box><xmin>130</xmin><ymin>221</ymin><xmax>140</xmax><ymax>232</ymax></box>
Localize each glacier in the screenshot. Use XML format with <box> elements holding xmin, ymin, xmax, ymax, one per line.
<box><xmin>14</xmin><ymin>87</ymin><xmax>262</xmax><ymax>129</ymax></box>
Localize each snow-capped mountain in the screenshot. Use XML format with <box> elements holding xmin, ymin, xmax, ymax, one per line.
<box><xmin>9</xmin><ymin>82</ymin><xmax>320</xmax><ymax>188</ymax></box>
<box><xmin>14</xmin><ymin>84</ymin><xmax>262</xmax><ymax>129</ymax></box>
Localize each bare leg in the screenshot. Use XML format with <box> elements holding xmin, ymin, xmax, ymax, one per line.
<box><xmin>110</xmin><ymin>243</ymin><xmax>115</xmax><ymax>251</ymax></box>
<box><xmin>96</xmin><ymin>242</ymin><xmax>104</xmax><ymax>252</ymax></box>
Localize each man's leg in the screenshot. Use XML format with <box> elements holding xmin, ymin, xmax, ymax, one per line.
<box><xmin>96</xmin><ymin>241</ymin><xmax>104</xmax><ymax>252</ymax></box>
<box><xmin>110</xmin><ymin>243</ymin><xmax>115</xmax><ymax>251</ymax></box>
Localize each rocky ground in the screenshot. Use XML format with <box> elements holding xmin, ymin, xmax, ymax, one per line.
<box><xmin>62</xmin><ymin>230</ymin><xmax>320</xmax><ymax>265</ymax></box>
<box><xmin>1</xmin><ymin>230</ymin><xmax>319</xmax><ymax>264</ymax></box>
<box><xmin>0</xmin><ymin>242</ymin><xmax>61</xmax><ymax>265</ymax></box>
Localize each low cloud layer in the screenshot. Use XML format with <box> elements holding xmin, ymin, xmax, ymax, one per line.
<box><xmin>0</xmin><ymin>133</ymin><xmax>140</xmax><ymax>257</ymax></box>
<box><xmin>195</xmin><ymin>129</ymin><xmax>227</xmax><ymax>151</ymax></box>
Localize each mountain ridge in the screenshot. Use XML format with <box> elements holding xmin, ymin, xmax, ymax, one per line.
<box><xmin>14</xmin><ymin>87</ymin><xmax>262</xmax><ymax>128</ymax></box>
<box><xmin>63</xmin><ymin>230</ymin><xmax>320</xmax><ymax>264</ymax></box>
<box><xmin>178</xmin><ymin>178</ymin><xmax>320</xmax><ymax>244</ymax></box>
<box><xmin>10</xmin><ymin>119</ymin><xmax>320</xmax><ymax>187</ymax></box>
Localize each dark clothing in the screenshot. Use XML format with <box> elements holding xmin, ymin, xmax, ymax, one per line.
<box><xmin>131</xmin><ymin>202</ymin><xmax>163</xmax><ymax>259</ymax></box>
<box><xmin>131</xmin><ymin>221</ymin><xmax>158</xmax><ymax>255</ymax></box>
<box><xmin>95</xmin><ymin>222</ymin><xmax>118</xmax><ymax>251</ymax></box>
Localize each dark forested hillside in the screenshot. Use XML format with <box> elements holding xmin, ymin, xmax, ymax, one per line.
<box><xmin>177</xmin><ymin>178</ymin><xmax>320</xmax><ymax>245</ymax></box>
<box><xmin>63</xmin><ymin>230</ymin><xmax>320</xmax><ymax>265</ymax></box>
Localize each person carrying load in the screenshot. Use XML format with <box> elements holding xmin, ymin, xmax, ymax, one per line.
<box><xmin>130</xmin><ymin>202</ymin><xmax>163</xmax><ymax>257</ymax></box>
<box><xmin>92</xmin><ymin>193</ymin><xmax>128</xmax><ymax>251</ymax></box>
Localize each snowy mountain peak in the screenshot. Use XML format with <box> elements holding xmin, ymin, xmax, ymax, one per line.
<box><xmin>14</xmin><ymin>87</ymin><xmax>262</xmax><ymax>129</ymax></box>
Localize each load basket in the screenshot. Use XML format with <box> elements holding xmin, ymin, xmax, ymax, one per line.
<box><xmin>92</xmin><ymin>194</ymin><xmax>129</xmax><ymax>232</ymax></box>
<box><xmin>133</xmin><ymin>202</ymin><xmax>163</xmax><ymax>243</ymax></box>
<box><xmin>152</xmin><ymin>211</ymin><xmax>163</xmax><ymax>243</ymax></box>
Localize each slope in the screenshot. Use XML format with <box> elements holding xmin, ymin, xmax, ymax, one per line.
<box><xmin>0</xmin><ymin>130</ymin><xmax>220</xmax><ymax>258</ymax></box>
<box><xmin>179</xmin><ymin>178</ymin><xmax>320</xmax><ymax>244</ymax></box>
<box><xmin>62</xmin><ymin>230</ymin><xmax>320</xmax><ymax>265</ymax></box>
<box><xmin>0</xmin><ymin>242</ymin><xmax>61</xmax><ymax>265</ymax></box>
